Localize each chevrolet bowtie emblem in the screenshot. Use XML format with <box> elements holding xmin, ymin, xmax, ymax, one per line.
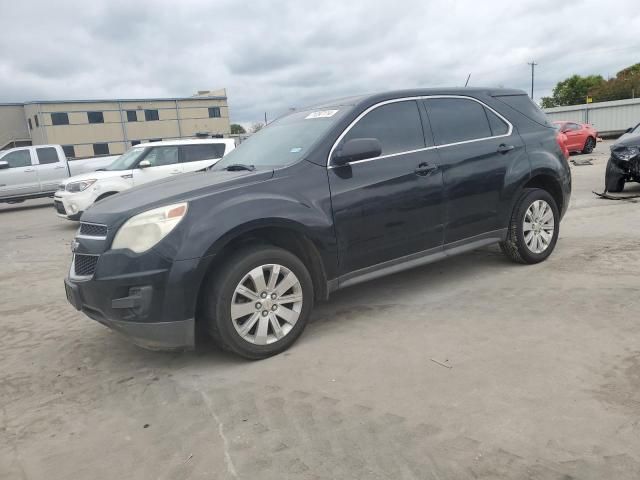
<box><xmin>71</xmin><ymin>240</ymin><xmax>80</xmax><ymax>253</ymax></box>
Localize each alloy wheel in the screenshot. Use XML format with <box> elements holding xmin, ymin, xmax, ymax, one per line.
<box><xmin>231</xmin><ymin>264</ymin><xmax>303</xmax><ymax>345</ymax></box>
<box><xmin>523</xmin><ymin>200</ymin><xmax>555</xmax><ymax>254</ymax></box>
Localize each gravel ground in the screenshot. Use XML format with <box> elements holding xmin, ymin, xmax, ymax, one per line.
<box><xmin>2</xmin><ymin>140</ymin><xmax>640</xmax><ymax>479</ymax></box>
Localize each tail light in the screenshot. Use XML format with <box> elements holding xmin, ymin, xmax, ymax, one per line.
<box><xmin>556</xmin><ymin>133</ymin><xmax>569</xmax><ymax>160</ymax></box>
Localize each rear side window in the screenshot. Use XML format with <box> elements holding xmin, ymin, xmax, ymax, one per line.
<box><xmin>494</xmin><ymin>94</ymin><xmax>550</xmax><ymax>127</ymax></box>
<box><xmin>342</xmin><ymin>100</ymin><xmax>425</xmax><ymax>157</ymax></box>
<box><xmin>485</xmin><ymin>108</ymin><xmax>509</xmax><ymax>136</ymax></box>
<box><xmin>182</xmin><ymin>144</ymin><xmax>226</xmax><ymax>163</ymax></box>
<box><xmin>425</xmin><ymin>98</ymin><xmax>492</xmax><ymax>145</ymax></box>
<box><xmin>62</xmin><ymin>145</ymin><xmax>76</xmax><ymax>158</ymax></box>
<box><xmin>2</xmin><ymin>150</ymin><xmax>32</xmax><ymax>168</ymax></box>
<box><xmin>144</xmin><ymin>146</ymin><xmax>179</xmax><ymax>166</ymax></box>
<box><xmin>36</xmin><ymin>147</ymin><xmax>60</xmax><ymax>164</ymax></box>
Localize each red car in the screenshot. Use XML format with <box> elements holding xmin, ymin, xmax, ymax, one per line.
<box><xmin>552</xmin><ymin>121</ymin><xmax>598</xmax><ymax>154</ymax></box>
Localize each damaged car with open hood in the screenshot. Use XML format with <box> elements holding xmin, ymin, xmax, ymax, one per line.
<box><xmin>605</xmin><ymin>125</ymin><xmax>640</xmax><ymax>192</ymax></box>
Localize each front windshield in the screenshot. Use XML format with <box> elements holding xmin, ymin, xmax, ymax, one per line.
<box><xmin>105</xmin><ymin>147</ymin><xmax>147</xmax><ymax>171</ymax></box>
<box><xmin>215</xmin><ymin>107</ymin><xmax>352</xmax><ymax>169</ymax></box>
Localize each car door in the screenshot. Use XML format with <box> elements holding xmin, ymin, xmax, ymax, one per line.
<box><xmin>328</xmin><ymin>99</ymin><xmax>445</xmax><ymax>274</ymax></box>
<box><xmin>562</xmin><ymin>122</ymin><xmax>582</xmax><ymax>150</ymax></box>
<box><xmin>35</xmin><ymin>146</ymin><xmax>68</xmax><ymax>192</ymax></box>
<box><xmin>0</xmin><ymin>148</ymin><xmax>40</xmax><ymax>198</ymax></box>
<box><xmin>180</xmin><ymin>143</ymin><xmax>226</xmax><ymax>172</ymax></box>
<box><xmin>423</xmin><ymin>96</ymin><xmax>525</xmax><ymax>244</ymax></box>
<box><xmin>132</xmin><ymin>146</ymin><xmax>182</xmax><ymax>186</ymax></box>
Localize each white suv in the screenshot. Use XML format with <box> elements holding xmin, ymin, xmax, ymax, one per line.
<box><xmin>54</xmin><ymin>138</ymin><xmax>235</xmax><ymax>220</ymax></box>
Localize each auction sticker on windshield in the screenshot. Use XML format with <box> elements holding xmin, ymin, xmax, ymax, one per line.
<box><xmin>305</xmin><ymin>110</ymin><xmax>338</xmax><ymax>119</ymax></box>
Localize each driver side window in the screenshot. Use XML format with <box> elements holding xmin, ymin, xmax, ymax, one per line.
<box><xmin>342</xmin><ymin>101</ymin><xmax>426</xmax><ymax>157</ymax></box>
<box><xmin>143</xmin><ymin>146</ymin><xmax>179</xmax><ymax>167</ymax></box>
<box><xmin>2</xmin><ymin>150</ymin><xmax>32</xmax><ymax>168</ymax></box>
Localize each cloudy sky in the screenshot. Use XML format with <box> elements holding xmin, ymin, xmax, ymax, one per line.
<box><xmin>1</xmin><ymin>0</ymin><xmax>639</xmax><ymax>125</ymax></box>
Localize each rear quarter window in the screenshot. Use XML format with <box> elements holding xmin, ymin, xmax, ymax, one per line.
<box><xmin>424</xmin><ymin>98</ymin><xmax>492</xmax><ymax>145</ymax></box>
<box><xmin>494</xmin><ymin>94</ymin><xmax>551</xmax><ymax>127</ymax></box>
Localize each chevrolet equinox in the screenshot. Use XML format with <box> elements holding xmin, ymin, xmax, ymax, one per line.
<box><xmin>64</xmin><ymin>88</ymin><xmax>571</xmax><ymax>359</ymax></box>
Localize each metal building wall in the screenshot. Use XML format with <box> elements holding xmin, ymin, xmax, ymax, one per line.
<box><xmin>543</xmin><ymin>98</ymin><xmax>640</xmax><ymax>135</ymax></box>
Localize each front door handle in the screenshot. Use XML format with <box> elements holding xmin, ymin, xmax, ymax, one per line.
<box><xmin>54</xmin><ymin>165</ymin><xmax>65</xmax><ymax>169</ymax></box>
<box><xmin>24</xmin><ymin>168</ymin><xmax>35</xmax><ymax>172</ymax></box>
<box><xmin>169</xmin><ymin>170</ymin><xmax>182</xmax><ymax>175</ymax></box>
<box><xmin>497</xmin><ymin>144</ymin><xmax>515</xmax><ymax>154</ymax></box>
<box><xmin>414</xmin><ymin>162</ymin><xmax>437</xmax><ymax>176</ymax></box>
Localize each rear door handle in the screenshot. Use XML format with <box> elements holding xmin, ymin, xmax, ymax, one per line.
<box><xmin>497</xmin><ymin>144</ymin><xmax>515</xmax><ymax>154</ymax></box>
<box><xmin>24</xmin><ymin>168</ymin><xmax>35</xmax><ymax>172</ymax></box>
<box><xmin>414</xmin><ymin>162</ymin><xmax>437</xmax><ymax>176</ymax></box>
<box><xmin>54</xmin><ymin>165</ymin><xmax>65</xmax><ymax>169</ymax></box>
<box><xmin>169</xmin><ymin>170</ymin><xmax>182</xmax><ymax>175</ymax></box>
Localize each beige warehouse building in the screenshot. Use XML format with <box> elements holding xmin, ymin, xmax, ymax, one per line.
<box><xmin>0</xmin><ymin>89</ymin><xmax>231</xmax><ymax>158</ymax></box>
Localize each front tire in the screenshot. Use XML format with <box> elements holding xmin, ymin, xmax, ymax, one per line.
<box><xmin>203</xmin><ymin>245</ymin><xmax>314</xmax><ymax>359</ymax></box>
<box><xmin>581</xmin><ymin>136</ymin><xmax>596</xmax><ymax>154</ymax></box>
<box><xmin>605</xmin><ymin>158</ymin><xmax>625</xmax><ymax>193</ymax></box>
<box><xmin>500</xmin><ymin>188</ymin><xmax>560</xmax><ymax>264</ymax></box>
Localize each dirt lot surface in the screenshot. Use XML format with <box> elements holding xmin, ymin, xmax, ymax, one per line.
<box><xmin>2</xmin><ymin>140</ymin><xmax>640</xmax><ymax>479</ymax></box>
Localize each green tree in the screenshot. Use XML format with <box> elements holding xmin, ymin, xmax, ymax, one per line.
<box><xmin>540</xmin><ymin>74</ymin><xmax>605</xmax><ymax>108</ymax></box>
<box><xmin>230</xmin><ymin>124</ymin><xmax>246</xmax><ymax>134</ymax></box>
<box><xmin>250</xmin><ymin>122</ymin><xmax>264</xmax><ymax>133</ymax></box>
<box><xmin>588</xmin><ymin>63</ymin><xmax>640</xmax><ymax>102</ymax></box>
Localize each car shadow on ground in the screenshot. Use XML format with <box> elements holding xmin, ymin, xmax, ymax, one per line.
<box><xmin>62</xmin><ymin>244</ymin><xmax>511</xmax><ymax>370</ymax></box>
<box><xmin>0</xmin><ymin>200</ymin><xmax>53</xmax><ymax>214</ymax></box>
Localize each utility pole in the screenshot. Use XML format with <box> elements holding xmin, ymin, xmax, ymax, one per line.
<box><xmin>527</xmin><ymin>61</ymin><xmax>538</xmax><ymax>100</ymax></box>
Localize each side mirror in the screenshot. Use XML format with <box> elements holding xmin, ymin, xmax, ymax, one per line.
<box><xmin>332</xmin><ymin>138</ymin><xmax>382</xmax><ymax>166</ymax></box>
<box><xmin>625</xmin><ymin>127</ymin><xmax>633</xmax><ymax>133</ymax></box>
<box><xmin>138</xmin><ymin>159</ymin><xmax>151</xmax><ymax>168</ymax></box>
<box><xmin>0</xmin><ymin>160</ymin><xmax>8</xmax><ymax>170</ymax></box>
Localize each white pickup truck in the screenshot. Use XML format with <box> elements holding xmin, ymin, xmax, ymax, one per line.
<box><xmin>0</xmin><ymin>145</ymin><xmax>117</xmax><ymax>204</ymax></box>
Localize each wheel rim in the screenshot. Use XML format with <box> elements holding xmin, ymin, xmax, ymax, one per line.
<box><xmin>231</xmin><ymin>264</ymin><xmax>303</xmax><ymax>345</ymax></box>
<box><xmin>586</xmin><ymin>138</ymin><xmax>595</xmax><ymax>151</ymax></box>
<box><xmin>523</xmin><ymin>200</ymin><xmax>555</xmax><ymax>254</ymax></box>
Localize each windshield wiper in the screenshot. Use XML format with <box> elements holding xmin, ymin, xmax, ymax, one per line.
<box><xmin>223</xmin><ymin>164</ymin><xmax>256</xmax><ymax>171</ymax></box>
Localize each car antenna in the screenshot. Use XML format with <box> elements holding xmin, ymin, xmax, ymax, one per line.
<box><xmin>464</xmin><ymin>73</ymin><xmax>471</xmax><ymax>87</ymax></box>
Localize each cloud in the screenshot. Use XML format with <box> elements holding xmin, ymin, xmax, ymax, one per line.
<box><xmin>1</xmin><ymin>0</ymin><xmax>639</xmax><ymax>123</ymax></box>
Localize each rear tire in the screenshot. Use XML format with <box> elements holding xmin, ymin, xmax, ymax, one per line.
<box><xmin>500</xmin><ymin>188</ymin><xmax>560</xmax><ymax>265</ymax></box>
<box><xmin>581</xmin><ymin>136</ymin><xmax>596</xmax><ymax>154</ymax></box>
<box><xmin>605</xmin><ymin>158</ymin><xmax>625</xmax><ymax>193</ymax></box>
<box><xmin>203</xmin><ymin>245</ymin><xmax>314</xmax><ymax>360</ymax></box>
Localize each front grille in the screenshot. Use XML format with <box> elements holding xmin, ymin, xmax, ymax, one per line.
<box><xmin>74</xmin><ymin>254</ymin><xmax>99</xmax><ymax>277</ymax></box>
<box><xmin>630</xmin><ymin>158</ymin><xmax>640</xmax><ymax>177</ymax></box>
<box><xmin>79</xmin><ymin>222</ymin><xmax>107</xmax><ymax>237</ymax></box>
<box><xmin>54</xmin><ymin>201</ymin><xmax>66</xmax><ymax>215</ymax></box>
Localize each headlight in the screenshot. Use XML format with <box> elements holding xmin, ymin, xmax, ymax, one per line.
<box><xmin>612</xmin><ymin>146</ymin><xmax>640</xmax><ymax>161</ymax></box>
<box><xmin>111</xmin><ymin>202</ymin><xmax>188</xmax><ymax>253</ymax></box>
<box><xmin>66</xmin><ymin>179</ymin><xmax>97</xmax><ymax>193</ymax></box>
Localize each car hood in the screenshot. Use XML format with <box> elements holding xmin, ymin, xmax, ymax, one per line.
<box><xmin>613</xmin><ymin>132</ymin><xmax>640</xmax><ymax>148</ymax></box>
<box><xmin>62</xmin><ymin>169</ymin><xmax>130</xmax><ymax>185</ymax></box>
<box><xmin>81</xmin><ymin>168</ymin><xmax>275</xmax><ymax>225</ymax></box>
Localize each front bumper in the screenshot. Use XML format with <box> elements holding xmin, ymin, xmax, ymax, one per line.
<box><xmin>610</xmin><ymin>155</ymin><xmax>640</xmax><ymax>177</ymax></box>
<box><xmin>54</xmin><ymin>190</ymin><xmax>94</xmax><ymax>220</ymax></box>
<box><xmin>64</xmin><ymin>249</ymin><xmax>207</xmax><ymax>350</ymax></box>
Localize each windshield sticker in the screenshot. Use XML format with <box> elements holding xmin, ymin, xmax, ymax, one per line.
<box><xmin>305</xmin><ymin>109</ymin><xmax>338</xmax><ymax>119</ymax></box>
<box><xmin>290</xmin><ymin>147</ymin><xmax>303</xmax><ymax>153</ymax></box>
